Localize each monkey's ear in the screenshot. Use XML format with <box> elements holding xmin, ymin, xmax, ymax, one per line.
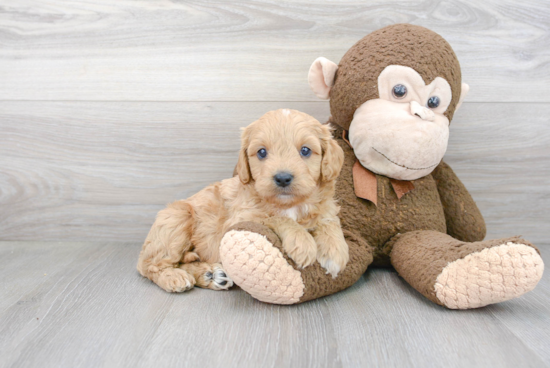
<box><xmin>308</xmin><ymin>57</ymin><xmax>338</xmax><ymax>100</ymax></box>
<box><xmin>455</xmin><ymin>83</ymin><xmax>469</xmax><ymax>111</ymax></box>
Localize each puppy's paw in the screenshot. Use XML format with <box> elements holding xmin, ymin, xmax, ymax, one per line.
<box><xmin>157</xmin><ymin>268</ymin><xmax>195</xmax><ymax>292</ymax></box>
<box><xmin>317</xmin><ymin>257</ymin><xmax>346</xmax><ymax>278</ymax></box>
<box><xmin>210</xmin><ymin>264</ymin><xmax>234</xmax><ymax>290</ymax></box>
<box><xmin>197</xmin><ymin>263</ymin><xmax>234</xmax><ymax>291</ymax></box>
<box><xmin>317</xmin><ymin>239</ymin><xmax>349</xmax><ymax>278</ymax></box>
<box><xmin>283</xmin><ymin>229</ymin><xmax>317</xmax><ymax>269</ymax></box>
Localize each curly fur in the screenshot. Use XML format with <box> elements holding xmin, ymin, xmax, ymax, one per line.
<box><xmin>137</xmin><ymin>109</ymin><xmax>348</xmax><ymax>292</ymax></box>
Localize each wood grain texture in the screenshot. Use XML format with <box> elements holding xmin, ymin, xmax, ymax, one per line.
<box><xmin>0</xmin><ymin>0</ymin><xmax>549</xmax><ymax>102</ymax></box>
<box><xmin>1</xmin><ymin>101</ymin><xmax>548</xmax><ymax>243</ymax></box>
<box><xmin>0</xmin><ymin>241</ymin><xmax>548</xmax><ymax>368</ymax></box>
<box><xmin>1</xmin><ymin>2</ymin><xmax>548</xmax><ymax>366</ymax></box>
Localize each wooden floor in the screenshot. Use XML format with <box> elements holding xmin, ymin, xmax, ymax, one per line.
<box><xmin>1</xmin><ymin>1</ymin><xmax>550</xmax><ymax>367</ymax></box>
<box><xmin>0</xmin><ymin>241</ymin><xmax>548</xmax><ymax>368</ymax></box>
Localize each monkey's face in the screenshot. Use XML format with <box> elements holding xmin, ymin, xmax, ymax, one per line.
<box><xmin>308</xmin><ymin>25</ymin><xmax>469</xmax><ymax>181</ymax></box>
<box><xmin>348</xmin><ymin>65</ymin><xmax>453</xmax><ymax>181</ymax></box>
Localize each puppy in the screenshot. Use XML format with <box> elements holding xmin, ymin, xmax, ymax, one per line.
<box><xmin>137</xmin><ymin>109</ymin><xmax>348</xmax><ymax>293</ymax></box>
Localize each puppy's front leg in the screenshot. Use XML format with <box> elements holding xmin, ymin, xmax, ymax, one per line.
<box><xmin>261</xmin><ymin>216</ymin><xmax>317</xmax><ymax>269</ymax></box>
<box><xmin>312</xmin><ymin>217</ymin><xmax>349</xmax><ymax>278</ymax></box>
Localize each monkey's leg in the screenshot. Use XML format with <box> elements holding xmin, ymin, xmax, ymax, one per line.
<box><xmin>389</xmin><ymin>230</ymin><xmax>544</xmax><ymax>309</ymax></box>
<box><xmin>219</xmin><ymin>221</ymin><xmax>373</xmax><ymax>305</ymax></box>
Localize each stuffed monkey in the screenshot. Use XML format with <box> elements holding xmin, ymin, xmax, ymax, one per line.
<box><xmin>219</xmin><ymin>24</ymin><xmax>544</xmax><ymax>308</ymax></box>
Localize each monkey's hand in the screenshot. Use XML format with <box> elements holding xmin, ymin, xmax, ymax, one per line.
<box><xmin>431</xmin><ymin>161</ymin><xmax>486</xmax><ymax>242</ymax></box>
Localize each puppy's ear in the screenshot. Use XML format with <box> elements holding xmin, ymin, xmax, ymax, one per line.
<box><xmin>321</xmin><ymin>128</ymin><xmax>344</xmax><ymax>182</ymax></box>
<box><xmin>236</xmin><ymin>127</ymin><xmax>252</xmax><ymax>184</ymax></box>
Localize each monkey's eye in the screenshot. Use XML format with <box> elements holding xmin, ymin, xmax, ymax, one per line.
<box><xmin>300</xmin><ymin>146</ymin><xmax>312</xmax><ymax>158</ymax></box>
<box><xmin>392</xmin><ymin>84</ymin><xmax>407</xmax><ymax>99</ymax></box>
<box><xmin>427</xmin><ymin>96</ymin><xmax>440</xmax><ymax>109</ymax></box>
<box><xmin>257</xmin><ymin>148</ymin><xmax>267</xmax><ymax>159</ymax></box>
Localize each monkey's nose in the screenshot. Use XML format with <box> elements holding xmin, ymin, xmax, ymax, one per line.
<box><xmin>410</xmin><ymin>101</ymin><xmax>435</xmax><ymax>121</ymax></box>
<box><xmin>274</xmin><ymin>172</ymin><xmax>293</xmax><ymax>187</ymax></box>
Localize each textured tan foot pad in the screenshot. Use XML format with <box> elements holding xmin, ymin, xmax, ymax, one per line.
<box><xmin>220</xmin><ymin>230</ymin><xmax>305</xmax><ymax>304</ymax></box>
<box><xmin>435</xmin><ymin>242</ymin><xmax>544</xmax><ymax>309</ymax></box>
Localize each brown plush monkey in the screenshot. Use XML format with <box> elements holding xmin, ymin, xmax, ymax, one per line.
<box><xmin>219</xmin><ymin>24</ymin><xmax>544</xmax><ymax>308</ymax></box>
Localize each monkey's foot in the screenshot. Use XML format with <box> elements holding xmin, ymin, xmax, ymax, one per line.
<box><xmin>391</xmin><ymin>231</ymin><xmax>545</xmax><ymax>309</ymax></box>
<box><xmin>434</xmin><ymin>241</ymin><xmax>544</xmax><ymax>309</ymax></box>
<box><xmin>220</xmin><ymin>222</ymin><xmax>305</xmax><ymax>304</ymax></box>
<box><xmin>220</xmin><ymin>222</ymin><xmax>373</xmax><ymax>305</ymax></box>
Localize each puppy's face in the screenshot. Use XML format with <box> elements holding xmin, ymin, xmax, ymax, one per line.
<box><xmin>236</xmin><ymin>109</ymin><xmax>344</xmax><ymax>207</ymax></box>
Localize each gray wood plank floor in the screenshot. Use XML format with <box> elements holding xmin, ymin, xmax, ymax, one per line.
<box><xmin>1</xmin><ymin>1</ymin><xmax>549</xmax><ymax>367</ymax></box>
<box><xmin>0</xmin><ymin>241</ymin><xmax>548</xmax><ymax>368</ymax></box>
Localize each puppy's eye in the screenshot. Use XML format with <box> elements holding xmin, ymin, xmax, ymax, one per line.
<box><xmin>300</xmin><ymin>146</ymin><xmax>312</xmax><ymax>158</ymax></box>
<box><xmin>392</xmin><ymin>84</ymin><xmax>407</xmax><ymax>99</ymax></box>
<box><xmin>427</xmin><ymin>96</ymin><xmax>440</xmax><ymax>109</ymax></box>
<box><xmin>257</xmin><ymin>148</ymin><xmax>267</xmax><ymax>159</ymax></box>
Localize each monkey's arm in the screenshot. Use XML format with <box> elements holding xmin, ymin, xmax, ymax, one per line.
<box><xmin>431</xmin><ymin>161</ymin><xmax>486</xmax><ymax>242</ymax></box>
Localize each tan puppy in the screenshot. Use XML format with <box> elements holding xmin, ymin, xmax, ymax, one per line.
<box><xmin>137</xmin><ymin>109</ymin><xmax>348</xmax><ymax>293</ymax></box>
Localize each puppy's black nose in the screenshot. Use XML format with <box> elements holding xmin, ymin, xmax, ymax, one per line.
<box><xmin>274</xmin><ymin>172</ymin><xmax>293</xmax><ymax>187</ymax></box>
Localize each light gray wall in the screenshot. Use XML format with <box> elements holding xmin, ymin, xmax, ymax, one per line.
<box><xmin>0</xmin><ymin>0</ymin><xmax>549</xmax><ymax>243</ymax></box>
